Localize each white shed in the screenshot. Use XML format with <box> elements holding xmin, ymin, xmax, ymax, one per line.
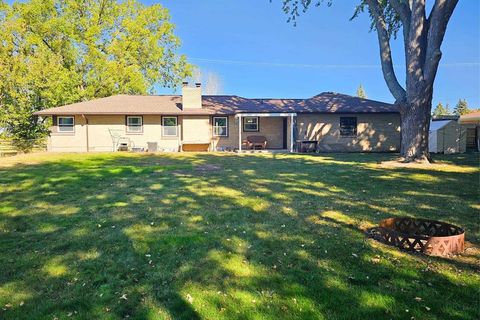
<box><xmin>429</xmin><ymin>120</ymin><xmax>466</xmax><ymax>154</ymax></box>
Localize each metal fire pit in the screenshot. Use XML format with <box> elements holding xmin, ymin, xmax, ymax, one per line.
<box><xmin>367</xmin><ymin>217</ymin><xmax>465</xmax><ymax>256</ymax></box>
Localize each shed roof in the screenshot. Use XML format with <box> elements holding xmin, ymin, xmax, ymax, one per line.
<box><xmin>34</xmin><ymin>92</ymin><xmax>398</xmax><ymax>116</ymax></box>
<box><xmin>430</xmin><ymin>120</ymin><xmax>452</xmax><ymax>131</ymax></box>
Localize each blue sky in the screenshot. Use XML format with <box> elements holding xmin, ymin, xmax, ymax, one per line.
<box><xmin>151</xmin><ymin>0</ymin><xmax>479</xmax><ymax>108</ymax></box>
<box><xmin>6</xmin><ymin>0</ymin><xmax>478</xmax><ymax>107</ymax></box>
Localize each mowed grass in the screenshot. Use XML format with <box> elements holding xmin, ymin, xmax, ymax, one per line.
<box><xmin>0</xmin><ymin>152</ymin><xmax>478</xmax><ymax>320</ymax></box>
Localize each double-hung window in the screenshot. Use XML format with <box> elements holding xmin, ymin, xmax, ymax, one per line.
<box><xmin>126</xmin><ymin>116</ymin><xmax>143</xmax><ymax>133</ymax></box>
<box><xmin>213</xmin><ymin>117</ymin><xmax>228</xmax><ymax>137</ymax></box>
<box><xmin>57</xmin><ymin>116</ymin><xmax>74</xmax><ymax>132</ymax></box>
<box><xmin>340</xmin><ymin>117</ymin><xmax>357</xmax><ymax>137</ymax></box>
<box><xmin>243</xmin><ymin>117</ymin><xmax>259</xmax><ymax>132</ymax></box>
<box><xmin>162</xmin><ymin>116</ymin><xmax>178</xmax><ymax>137</ymax></box>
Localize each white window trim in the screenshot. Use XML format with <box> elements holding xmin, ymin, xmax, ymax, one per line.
<box><xmin>213</xmin><ymin>116</ymin><xmax>228</xmax><ymax>137</ymax></box>
<box><xmin>243</xmin><ymin>116</ymin><xmax>259</xmax><ymax>132</ymax></box>
<box><xmin>126</xmin><ymin>116</ymin><xmax>143</xmax><ymax>133</ymax></box>
<box><xmin>57</xmin><ymin>116</ymin><xmax>74</xmax><ymax>133</ymax></box>
<box><xmin>162</xmin><ymin>116</ymin><xmax>178</xmax><ymax>137</ymax></box>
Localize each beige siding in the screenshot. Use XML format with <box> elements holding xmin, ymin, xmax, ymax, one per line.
<box><xmin>182</xmin><ymin>116</ymin><xmax>211</xmax><ymax>142</ymax></box>
<box><xmin>49</xmin><ymin>115</ymin><xmax>181</xmax><ymax>152</ymax></box>
<box><xmin>48</xmin><ymin>115</ymin><xmax>87</xmax><ymax>152</ymax></box>
<box><xmin>213</xmin><ymin>116</ymin><xmax>285</xmax><ymax>150</ymax></box>
<box><xmin>47</xmin><ymin>113</ymin><xmax>401</xmax><ymax>153</ymax></box>
<box><xmin>297</xmin><ymin>113</ymin><xmax>401</xmax><ymax>152</ymax></box>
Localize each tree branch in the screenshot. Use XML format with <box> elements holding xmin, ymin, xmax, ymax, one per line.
<box><xmin>390</xmin><ymin>0</ymin><xmax>412</xmax><ymax>85</ymax></box>
<box><xmin>390</xmin><ymin>0</ymin><xmax>411</xmax><ymax>26</ymax></box>
<box><xmin>366</xmin><ymin>0</ymin><xmax>406</xmax><ymax>102</ymax></box>
<box><xmin>405</xmin><ymin>0</ymin><xmax>427</xmax><ymax>97</ymax></box>
<box><xmin>390</xmin><ymin>0</ymin><xmax>411</xmax><ymax>47</ymax></box>
<box><xmin>424</xmin><ymin>0</ymin><xmax>458</xmax><ymax>85</ymax></box>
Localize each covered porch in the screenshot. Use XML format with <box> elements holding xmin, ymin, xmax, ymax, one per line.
<box><xmin>235</xmin><ymin>112</ymin><xmax>297</xmax><ymax>153</ymax></box>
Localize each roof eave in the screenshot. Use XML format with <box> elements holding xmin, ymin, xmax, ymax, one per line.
<box><xmin>34</xmin><ymin>111</ymin><xmax>222</xmax><ymax>116</ymax></box>
<box><xmin>35</xmin><ymin>110</ymin><xmax>400</xmax><ymax>116</ymax></box>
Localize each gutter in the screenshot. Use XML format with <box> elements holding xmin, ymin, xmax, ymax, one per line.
<box><xmin>34</xmin><ymin>110</ymin><xmax>401</xmax><ymax>117</ymax></box>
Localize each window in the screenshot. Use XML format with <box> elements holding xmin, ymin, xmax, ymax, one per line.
<box><xmin>126</xmin><ymin>116</ymin><xmax>143</xmax><ymax>133</ymax></box>
<box><xmin>340</xmin><ymin>117</ymin><xmax>357</xmax><ymax>137</ymax></box>
<box><xmin>213</xmin><ymin>117</ymin><xmax>228</xmax><ymax>137</ymax></box>
<box><xmin>243</xmin><ymin>117</ymin><xmax>259</xmax><ymax>132</ymax></box>
<box><xmin>57</xmin><ymin>116</ymin><xmax>74</xmax><ymax>132</ymax></box>
<box><xmin>162</xmin><ymin>116</ymin><xmax>178</xmax><ymax>136</ymax></box>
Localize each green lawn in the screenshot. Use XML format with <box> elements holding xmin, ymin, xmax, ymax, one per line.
<box><xmin>0</xmin><ymin>152</ymin><xmax>478</xmax><ymax>320</ymax></box>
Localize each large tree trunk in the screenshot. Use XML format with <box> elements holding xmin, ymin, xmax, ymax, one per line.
<box><xmin>399</xmin><ymin>94</ymin><xmax>432</xmax><ymax>162</ymax></box>
<box><xmin>363</xmin><ymin>0</ymin><xmax>458</xmax><ymax>163</ymax></box>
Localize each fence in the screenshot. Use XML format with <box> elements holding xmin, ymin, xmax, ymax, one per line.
<box><xmin>0</xmin><ymin>139</ymin><xmax>47</xmax><ymax>157</ymax></box>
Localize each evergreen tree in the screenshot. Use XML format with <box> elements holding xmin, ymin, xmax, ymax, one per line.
<box><xmin>356</xmin><ymin>84</ymin><xmax>367</xmax><ymax>99</ymax></box>
<box><xmin>445</xmin><ymin>103</ymin><xmax>451</xmax><ymax>115</ymax></box>
<box><xmin>454</xmin><ymin>99</ymin><xmax>469</xmax><ymax>115</ymax></box>
<box><xmin>432</xmin><ymin>103</ymin><xmax>450</xmax><ymax>116</ymax></box>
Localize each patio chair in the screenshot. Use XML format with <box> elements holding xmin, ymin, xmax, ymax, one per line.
<box><xmin>108</xmin><ymin>128</ymin><xmax>134</xmax><ymax>151</ymax></box>
<box><xmin>246</xmin><ymin>136</ymin><xmax>267</xmax><ymax>150</ymax></box>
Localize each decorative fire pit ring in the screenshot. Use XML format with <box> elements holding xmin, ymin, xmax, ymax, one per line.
<box><xmin>366</xmin><ymin>217</ymin><xmax>465</xmax><ymax>256</ymax></box>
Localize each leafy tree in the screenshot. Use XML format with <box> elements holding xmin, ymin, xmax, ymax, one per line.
<box><xmin>432</xmin><ymin>102</ymin><xmax>450</xmax><ymax>116</ymax></box>
<box><xmin>279</xmin><ymin>0</ymin><xmax>458</xmax><ymax>162</ymax></box>
<box><xmin>356</xmin><ymin>84</ymin><xmax>368</xmax><ymax>98</ymax></box>
<box><xmin>454</xmin><ymin>99</ymin><xmax>469</xmax><ymax>115</ymax></box>
<box><xmin>0</xmin><ymin>0</ymin><xmax>192</xmax><ymax>151</ymax></box>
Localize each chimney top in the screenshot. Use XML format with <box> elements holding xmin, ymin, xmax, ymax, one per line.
<box><xmin>195</xmin><ymin>82</ymin><xmax>201</xmax><ymax>88</ymax></box>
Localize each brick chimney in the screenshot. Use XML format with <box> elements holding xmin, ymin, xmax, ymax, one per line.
<box><xmin>182</xmin><ymin>82</ymin><xmax>202</xmax><ymax>109</ymax></box>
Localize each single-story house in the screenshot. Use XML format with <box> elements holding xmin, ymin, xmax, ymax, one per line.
<box><xmin>35</xmin><ymin>82</ymin><xmax>401</xmax><ymax>153</ymax></box>
<box><xmin>458</xmin><ymin>111</ymin><xmax>480</xmax><ymax>151</ymax></box>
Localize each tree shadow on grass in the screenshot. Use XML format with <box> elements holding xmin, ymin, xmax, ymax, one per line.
<box><xmin>0</xmin><ymin>152</ymin><xmax>478</xmax><ymax>319</ymax></box>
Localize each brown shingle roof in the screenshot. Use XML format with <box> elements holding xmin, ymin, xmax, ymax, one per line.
<box><xmin>34</xmin><ymin>95</ymin><xmax>188</xmax><ymax>115</ymax></box>
<box><xmin>34</xmin><ymin>92</ymin><xmax>398</xmax><ymax>116</ymax></box>
<box><xmin>458</xmin><ymin>111</ymin><xmax>480</xmax><ymax>124</ymax></box>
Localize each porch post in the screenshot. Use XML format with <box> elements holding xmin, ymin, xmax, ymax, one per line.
<box><xmin>290</xmin><ymin>114</ymin><xmax>294</xmax><ymax>152</ymax></box>
<box><xmin>238</xmin><ymin>114</ymin><xmax>242</xmax><ymax>152</ymax></box>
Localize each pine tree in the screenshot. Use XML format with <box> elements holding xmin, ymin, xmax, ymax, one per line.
<box><xmin>445</xmin><ymin>103</ymin><xmax>451</xmax><ymax>115</ymax></box>
<box><xmin>454</xmin><ymin>99</ymin><xmax>469</xmax><ymax>115</ymax></box>
<box><xmin>356</xmin><ymin>85</ymin><xmax>367</xmax><ymax>99</ymax></box>
<box><xmin>432</xmin><ymin>103</ymin><xmax>449</xmax><ymax>116</ymax></box>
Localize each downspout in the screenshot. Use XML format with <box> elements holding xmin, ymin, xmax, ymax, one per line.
<box><xmin>178</xmin><ymin>116</ymin><xmax>181</xmax><ymax>152</ymax></box>
<box><xmin>83</xmin><ymin>114</ymin><xmax>89</xmax><ymax>152</ymax></box>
